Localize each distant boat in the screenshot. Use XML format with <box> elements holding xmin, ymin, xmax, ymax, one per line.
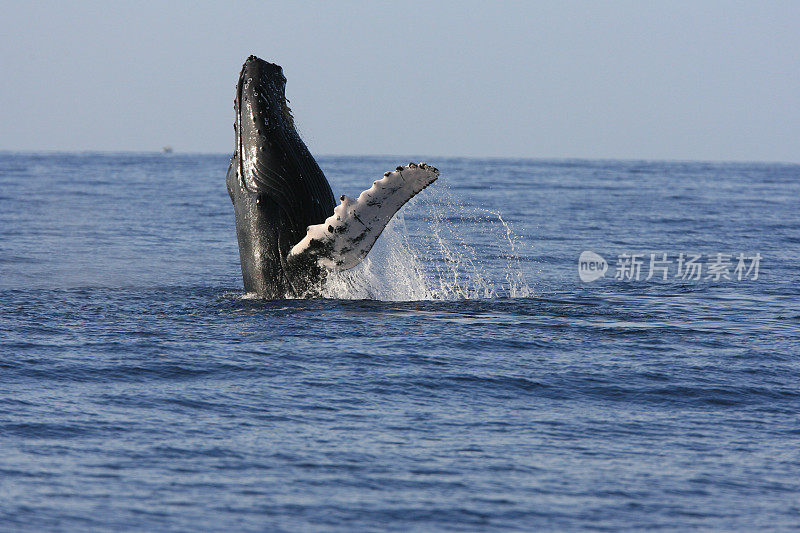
<box><xmin>161</xmin><ymin>146</ymin><xmax>173</xmax><ymax>154</ymax></box>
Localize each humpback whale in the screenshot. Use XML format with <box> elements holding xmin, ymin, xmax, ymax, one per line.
<box><xmin>226</xmin><ymin>55</ymin><xmax>438</xmax><ymax>298</ymax></box>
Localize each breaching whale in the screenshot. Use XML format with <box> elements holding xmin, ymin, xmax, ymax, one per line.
<box><xmin>226</xmin><ymin>55</ymin><xmax>438</xmax><ymax>298</ymax></box>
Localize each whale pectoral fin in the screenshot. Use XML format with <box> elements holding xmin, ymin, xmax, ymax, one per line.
<box><xmin>287</xmin><ymin>162</ymin><xmax>439</xmax><ymax>271</ymax></box>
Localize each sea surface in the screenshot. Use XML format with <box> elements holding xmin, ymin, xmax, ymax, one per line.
<box><xmin>1</xmin><ymin>153</ymin><xmax>799</xmax><ymax>531</ymax></box>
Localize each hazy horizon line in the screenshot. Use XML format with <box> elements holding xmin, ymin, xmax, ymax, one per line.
<box><xmin>1</xmin><ymin>149</ymin><xmax>798</xmax><ymax>167</ymax></box>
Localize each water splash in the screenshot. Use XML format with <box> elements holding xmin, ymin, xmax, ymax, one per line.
<box><xmin>318</xmin><ymin>215</ymin><xmax>434</xmax><ymax>301</ymax></box>
<box><xmin>319</xmin><ymin>180</ymin><xmax>534</xmax><ymax>301</ymax></box>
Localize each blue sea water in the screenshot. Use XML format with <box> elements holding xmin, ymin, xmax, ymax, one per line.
<box><xmin>1</xmin><ymin>152</ymin><xmax>799</xmax><ymax>531</ymax></box>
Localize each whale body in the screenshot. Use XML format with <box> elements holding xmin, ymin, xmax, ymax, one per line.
<box><xmin>226</xmin><ymin>56</ymin><xmax>438</xmax><ymax>298</ymax></box>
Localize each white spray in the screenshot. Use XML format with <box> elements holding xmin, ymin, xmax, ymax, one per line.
<box><xmin>318</xmin><ymin>179</ymin><xmax>533</xmax><ymax>301</ymax></box>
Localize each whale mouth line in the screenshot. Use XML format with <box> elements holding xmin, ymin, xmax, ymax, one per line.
<box><xmin>236</xmin><ymin>69</ymin><xmax>245</xmax><ymax>189</ymax></box>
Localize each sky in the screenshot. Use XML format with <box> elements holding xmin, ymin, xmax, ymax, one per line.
<box><xmin>1</xmin><ymin>1</ymin><xmax>798</xmax><ymax>162</ymax></box>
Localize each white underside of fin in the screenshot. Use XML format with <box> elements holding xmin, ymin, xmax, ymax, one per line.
<box><xmin>288</xmin><ymin>162</ymin><xmax>439</xmax><ymax>270</ymax></box>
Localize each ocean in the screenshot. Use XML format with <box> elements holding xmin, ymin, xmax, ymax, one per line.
<box><xmin>1</xmin><ymin>153</ymin><xmax>799</xmax><ymax>531</ymax></box>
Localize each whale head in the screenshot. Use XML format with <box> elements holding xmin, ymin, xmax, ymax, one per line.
<box><xmin>233</xmin><ymin>56</ymin><xmax>294</xmax><ymax>194</ymax></box>
<box><xmin>229</xmin><ymin>55</ymin><xmax>333</xmax><ymax>209</ymax></box>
